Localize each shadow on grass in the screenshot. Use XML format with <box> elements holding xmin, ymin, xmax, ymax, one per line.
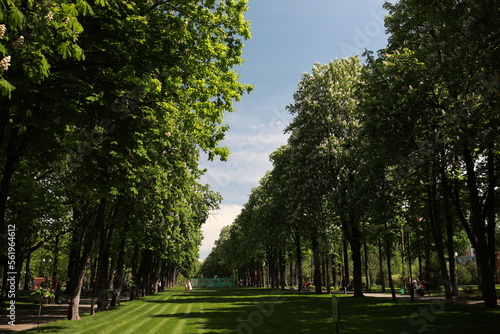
<box><xmin>19</xmin><ymin>288</ymin><xmax>500</xmax><ymax>334</ymax></box>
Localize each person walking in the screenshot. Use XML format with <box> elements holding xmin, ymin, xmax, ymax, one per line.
<box><xmin>341</xmin><ymin>276</ymin><xmax>347</xmax><ymax>294</ymax></box>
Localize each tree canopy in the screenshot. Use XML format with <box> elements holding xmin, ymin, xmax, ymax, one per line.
<box><xmin>205</xmin><ymin>0</ymin><xmax>498</xmax><ymax>309</ymax></box>
<box><xmin>0</xmin><ymin>0</ymin><xmax>252</xmax><ymax>319</ymax></box>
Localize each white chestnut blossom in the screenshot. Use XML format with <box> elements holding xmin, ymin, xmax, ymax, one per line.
<box><xmin>45</xmin><ymin>11</ymin><xmax>54</xmax><ymax>21</ymax></box>
<box><xmin>0</xmin><ymin>24</ymin><xmax>6</xmax><ymax>39</ymax></box>
<box><xmin>12</xmin><ymin>36</ymin><xmax>24</xmax><ymax>48</ymax></box>
<box><xmin>0</xmin><ymin>56</ymin><xmax>11</xmax><ymax>72</ymax></box>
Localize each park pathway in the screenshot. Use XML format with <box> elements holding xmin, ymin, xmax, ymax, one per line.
<box><xmin>1</xmin><ymin>300</ymin><xmax>91</xmax><ymax>333</ymax></box>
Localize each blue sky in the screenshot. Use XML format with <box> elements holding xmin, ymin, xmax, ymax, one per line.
<box><xmin>199</xmin><ymin>0</ymin><xmax>391</xmax><ymax>260</ymax></box>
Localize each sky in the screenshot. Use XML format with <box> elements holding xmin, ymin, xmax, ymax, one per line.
<box><xmin>199</xmin><ymin>0</ymin><xmax>392</xmax><ymax>260</ymax></box>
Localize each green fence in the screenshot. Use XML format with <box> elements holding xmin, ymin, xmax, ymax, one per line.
<box><xmin>190</xmin><ymin>278</ymin><xmax>234</xmax><ymax>288</ymax></box>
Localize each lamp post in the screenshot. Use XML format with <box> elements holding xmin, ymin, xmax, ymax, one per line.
<box><xmin>404</xmin><ymin>225</ymin><xmax>415</xmax><ymax>302</ymax></box>
<box><xmin>453</xmin><ymin>252</ymin><xmax>459</xmax><ymax>295</ymax></box>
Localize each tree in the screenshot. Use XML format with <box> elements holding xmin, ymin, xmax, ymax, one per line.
<box><xmin>1</xmin><ymin>0</ymin><xmax>253</xmax><ymax>318</ymax></box>
<box><xmin>0</xmin><ymin>2</ymin><xmax>97</xmax><ymax>294</ymax></box>
<box><xmin>380</xmin><ymin>0</ymin><xmax>499</xmax><ymax>308</ymax></box>
<box><xmin>285</xmin><ymin>57</ymin><xmax>366</xmax><ymax>296</ymax></box>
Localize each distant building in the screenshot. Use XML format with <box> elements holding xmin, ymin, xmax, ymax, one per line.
<box><xmin>456</xmin><ymin>244</ymin><xmax>476</xmax><ymax>265</ymax></box>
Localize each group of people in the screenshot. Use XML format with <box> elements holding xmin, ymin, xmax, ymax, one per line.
<box><xmin>409</xmin><ymin>278</ymin><xmax>428</xmax><ymax>296</ymax></box>
<box><xmin>184</xmin><ymin>280</ymin><xmax>193</xmax><ymax>292</ymax></box>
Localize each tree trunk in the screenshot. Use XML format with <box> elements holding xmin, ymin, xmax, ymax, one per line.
<box><xmin>52</xmin><ymin>235</ymin><xmax>60</xmax><ymax>283</ymax></box>
<box><xmin>24</xmin><ymin>251</ymin><xmax>32</xmax><ymax>291</ymax></box>
<box><xmin>331</xmin><ymin>254</ymin><xmax>337</xmax><ymax>290</ymax></box>
<box><xmin>364</xmin><ymin>240</ymin><xmax>371</xmax><ymax>292</ymax></box>
<box><xmin>0</xmin><ymin>131</ymin><xmax>29</xmax><ymax>301</ymax></box>
<box><xmin>443</xmin><ymin>195</ymin><xmax>458</xmax><ymax>295</ymax></box>
<box><xmin>484</xmin><ymin>143</ymin><xmax>497</xmax><ymax>308</ymax></box>
<box><xmin>0</xmin><ymin>128</ymin><xmax>28</xmax><ymax>238</ymax></box>
<box><xmin>426</xmin><ymin>182</ymin><xmax>453</xmax><ymax>302</ymax></box>
<box><xmin>67</xmin><ymin>229</ymin><xmax>83</xmax><ymax>296</ymax></box>
<box><xmin>342</xmin><ymin>238</ymin><xmax>349</xmax><ymax>285</ymax></box>
<box><xmin>111</xmin><ymin>235</ymin><xmax>126</xmax><ymax>307</ymax></box>
<box><xmin>384</xmin><ymin>222</ymin><xmax>396</xmax><ymax>301</ymax></box>
<box><xmin>312</xmin><ymin>237</ymin><xmax>322</xmax><ymax>294</ymax></box>
<box><xmin>67</xmin><ymin>233</ymin><xmax>95</xmax><ymax>320</ymax></box>
<box><xmin>97</xmin><ymin>222</ymin><xmax>114</xmax><ymax>311</ymax></box>
<box><xmin>378</xmin><ymin>238</ymin><xmax>386</xmax><ymax>293</ymax></box>
<box><xmin>279</xmin><ymin>251</ymin><xmax>286</xmax><ymax>290</ymax></box>
<box><xmin>295</xmin><ymin>234</ymin><xmax>303</xmax><ymax>292</ymax></box>
<box><xmin>463</xmin><ymin>147</ymin><xmax>496</xmax><ymax>308</ymax></box>
<box><xmin>417</xmin><ymin>231</ymin><xmax>423</xmax><ymax>279</ymax></box>
<box><xmin>138</xmin><ymin>249</ymin><xmax>153</xmax><ymax>296</ymax></box>
<box><xmin>350</xmin><ymin>235</ymin><xmax>364</xmax><ymax>297</ymax></box>
<box><xmin>67</xmin><ymin>199</ymin><xmax>106</xmax><ymax>320</ymax></box>
<box><xmin>325</xmin><ymin>254</ymin><xmax>331</xmax><ymax>294</ymax></box>
<box><xmin>425</xmin><ymin>219</ymin><xmax>431</xmax><ymax>280</ymax></box>
<box><xmin>476</xmin><ymin>246</ymin><xmax>497</xmax><ymax>309</ymax></box>
<box><xmin>129</xmin><ymin>244</ymin><xmax>140</xmax><ymax>300</ymax></box>
<box><xmin>401</xmin><ymin>230</ymin><xmax>405</xmax><ymax>280</ymax></box>
<box><xmin>343</xmin><ymin>219</ymin><xmax>364</xmax><ymax>298</ymax></box>
<box><xmin>89</xmin><ymin>253</ymin><xmax>97</xmax><ymax>316</ymax></box>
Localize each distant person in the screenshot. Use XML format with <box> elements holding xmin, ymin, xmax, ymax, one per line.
<box><xmin>188</xmin><ymin>280</ymin><xmax>193</xmax><ymax>292</ymax></box>
<box><xmin>341</xmin><ymin>276</ymin><xmax>347</xmax><ymax>294</ymax></box>
<box><xmin>416</xmin><ymin>279</ymin><xmax>427</xmax><ymax>296</ymax></box>
<box><xmin>184</xmin><ymin>281</ymin><xmax>189</xmax><ymax>292</ymax></box>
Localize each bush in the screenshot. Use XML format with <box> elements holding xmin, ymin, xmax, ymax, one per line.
<box><xmin>456</xmin><ymin>262</ymin><xmax>479</xmax><ymax>285</ymax></box>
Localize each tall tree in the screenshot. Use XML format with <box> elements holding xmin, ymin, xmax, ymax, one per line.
<box><xmin>285</xmin><ymin>57</ymin><xmax>365</xmax><ymax>296</ymax></box>
<box><xmin>381</xmin><ymin>0</ymin><xmax>499</xmax><ymax>308</ymax></box>
<box><xmin>1</xmin><ymin>0</ymin><xmax>253</xmax><ymax>317</ymax></box>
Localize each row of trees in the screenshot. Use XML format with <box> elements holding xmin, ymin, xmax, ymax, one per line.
<box><xmin>0</xmin><ymin>0</ymin><xmax>251</xmax><ymax>320</ymax></box>
<box><xmin>202</xmin><ymin>0</ymin><xmax>499</xmax><ymax>309</ymax></box>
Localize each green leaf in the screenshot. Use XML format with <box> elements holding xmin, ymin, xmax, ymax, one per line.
<box><xmin>94</xmin><ymin>0</ymin><xmax>108</xmax><ymax>7</ymax></box>
<box><xmin>76</xmin><ymin>0</ymin><xmax>95</xmax><ymax>16</ymax></box>
<box><xmin>0</xmin><ymin>78</ymin><xmax>15</xmax><ymax>98</ymax></box>
<box><xmin>57</xmin><ymin>42</ymin><xmax>71</xmax><ymax>59</ymax></box>
<box><xmin>72</xmin><ymin>43</ymin><xmax>85</xmax><ymax>60</ymax></box>
<box><xmin>8</xmin><ymin>7</ymin><xmax>25</xmax><ymax>30</ymax></box>
<box><xmin>24</xmin><ymin>52</ymin><xmax>51</xmax><ymax>80</ymax></box>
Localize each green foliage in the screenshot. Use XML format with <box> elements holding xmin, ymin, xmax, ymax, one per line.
<box><xmin>0</xmin><ymin>77</ymin><xmax>14</xmax><ymax>96</ymax></box>
<box><xmin>0</xmin><ymin>0</ymin><xmax>252</xmax><ymax>319</ymax></box>
<box><xmin>31</xmin><ymin>288</ymin><xmax>55</xmax><ymax>302</ymax></box>
<box><xmin>7</xmin><ymin>7</ymin><xmax>25</xmax><ymax>30</ymax></box>
<box><xmin>206</xmin><ymin>1</ymin><xmax>498</xmax><ymax>306</ymax></box>
<box><xmin>456</xmin><ymin>262</ymin><xmax>479</xmax><ymax>286</ymax></box>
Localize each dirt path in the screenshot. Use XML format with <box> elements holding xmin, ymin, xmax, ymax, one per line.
<box><xmin>1</xmin><ymin>300</ymin><xmax>92</xmax><ymax>333</ymax></box>
<box><xmin>362</xmin><ymin>292</ymin><xmax>485</xmax><ymax>305</ymax></box>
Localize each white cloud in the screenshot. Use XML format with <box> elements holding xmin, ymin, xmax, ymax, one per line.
<box><xmin>199</xmin><ymin>204</ymin><xmax>243</xmax><ymax>260</ymax></box>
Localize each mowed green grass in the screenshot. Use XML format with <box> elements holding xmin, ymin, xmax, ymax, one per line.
<box><xmin>25</xmin><ymin>286</ymin><xmax>500</xmax><ymax>334</ymax></box>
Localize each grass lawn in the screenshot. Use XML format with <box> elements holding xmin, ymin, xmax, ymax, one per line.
<box><xmin>24</xmin><ymin>286</ymin><xmax>500</xmax><ymax>334</ymax></box>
